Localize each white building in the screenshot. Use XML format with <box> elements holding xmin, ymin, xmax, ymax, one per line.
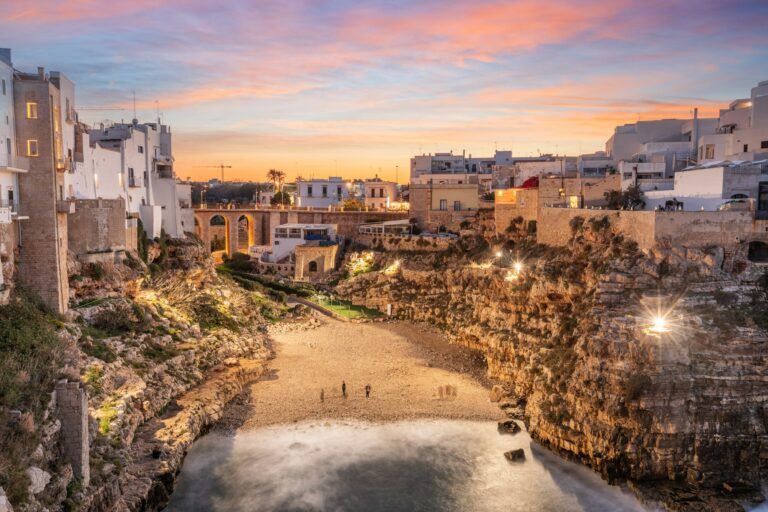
<box><xmin>294</xmin><ymin>177</ymin><xmax>350</xmax><ymax>208</ymax></box>
<box><xmin>642</xmin><ymin>159</ymin><xmax>768</xmax><ymax>213</ymax></box>
<box><xmin>0</xmin><ymin>49</ymin><xmax>27</xmax><ymax>295</ymax></box>
<box><xmin>0</xmin><ymin>49</ymin><xmax>25</xmax><ymax>215</ymax></box>
<box><xmin>84</xmin><ymin>120</ymin><xmax>191</xmax><ymax>238</ymax></box>
<box><xmin>698</xmin><ymin>80</ymin><xmax>768</xmax><ymax>163</ymax></box>
<box><xmin>577</xmin><ymin>151</ymin><xmax>615</xmax><ymax>176</ymax></box>
<box><xmin>265</xmin><ymin>223</ymin><xmax>338</xmax><ymax>262</ymax></box>
<box><xmin>410</xmin><ymin>150</ymin><xmax>513</xmax><ymax>181</ymax></box>
<box><xmin>363</xmin><ymin>177</ymin><xmax>398</xmax><ymax>210</ymax></box>
<box><xmin>604</xmin><ymin>111</ymin><xmax>724</xmax><ymax>193</ymax></box>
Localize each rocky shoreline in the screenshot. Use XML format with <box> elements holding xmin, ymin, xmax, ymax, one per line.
<box><xmin>337</xmin><ymin>219</ymin><xmax>768</xmax><ymax>511</ymax></box>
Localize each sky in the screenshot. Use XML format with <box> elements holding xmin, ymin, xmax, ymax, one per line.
<box><xmin>2</xmin><ymin>0</ymin><xmax>768</xmax><ymax>183</ymax></box>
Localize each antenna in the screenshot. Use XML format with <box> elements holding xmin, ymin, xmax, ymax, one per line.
<box><xmin>155</xmin><ymin>100</ymin><xmax>160</xmax><ymax>121</ymax></box>
<box><xmin>132</xmin><ymin>91</ymin><xmax>137</xmax><ymax>121</ymax></box>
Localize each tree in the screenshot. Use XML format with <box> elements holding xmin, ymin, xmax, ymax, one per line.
<box><xmin>266</xmin><ymin>169</ymin><xmax>286</xmax><ymax>192</ymax></box>
<box><xmin>604</xmin><ymin>185</ymin><xmax>645</xmax><ymax>210</ymax></box>
<box><xmin>342</xmin><ymin>198</ymin><xmax>364</xmax><ymax>211</ymax></box>
<box><xmin>270</xmin><ymin>191</ymin><xmax>292</xmax><ymax>206</ymax></box>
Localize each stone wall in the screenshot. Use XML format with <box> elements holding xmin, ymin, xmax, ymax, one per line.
<box><xmin>55</xmin><ymin>381</ymin><xmax>90</xmax><ymax>486</ymax></box>
<box><xmin>537</xmin><ymin>208</ymin><xmax>658</xmax><ymax>249</ymax></box>
<box><xmin>68</xmin><ymin>199</ymin><xmax>130</xmax><ymax>257</ymax></box>
<box><xmin>536</xmin><ymin>207</ymin><xmax>768</xmax><ymax>252</ymax></box>
<box><xmin>355</xmin><ymin>233</ymin><xmax>457</xmax><ymax>252</ymax></box>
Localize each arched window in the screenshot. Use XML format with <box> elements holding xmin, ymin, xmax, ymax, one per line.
<box><xmin>731</xmin><ymin>193</ymin><xmax>749</xmax><ymax>199</ymax></box>
<box><xmin>308</xmin><ymin>261</ymin><xmax>318</xmax><ymax>272</ymax></box>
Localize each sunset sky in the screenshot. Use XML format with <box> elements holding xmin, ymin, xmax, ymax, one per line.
<box><xmin>2</xmin><ymin>0</ymin><xmax>768</xmax><ymax>183</ymax></box>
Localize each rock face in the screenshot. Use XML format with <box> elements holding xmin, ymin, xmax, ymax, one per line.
<box><xmin>0</xmin><ymin>487</ymin><xmax>13</xmax><ymax>512</ymax></box>
<box><xmin>25</xmin><ymin>467</ymin><xmax>50</xmax><ymax>495</ymax></box>
<box><xmin>338</xmin><ymin>219</ymin><xmax>768</xmax><ymax>509</ymax></box>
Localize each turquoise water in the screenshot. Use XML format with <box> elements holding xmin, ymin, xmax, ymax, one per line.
<box><xmin>165</xmin><ymin>420</ymin><xmax>648</xmax><ymax>512</ymax></box>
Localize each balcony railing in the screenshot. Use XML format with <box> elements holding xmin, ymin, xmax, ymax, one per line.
<box><xmin>0</xmin><ymin>154</ymin><xmax>30</xmax><ymax>171</ymax></box>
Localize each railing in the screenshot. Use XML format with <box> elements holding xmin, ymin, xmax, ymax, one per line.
<box><xmin>0</xmin><ymin>154</ymin><xmax>30</xmax><ymax>170</ymax></box>
<box><xmin>0</xmin><ymin>200</ymin><xmax>20</xmax><ymax>213</ymax></box>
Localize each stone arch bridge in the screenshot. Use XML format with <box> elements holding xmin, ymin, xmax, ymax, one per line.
<box><xmin>194</xmin><ymin>207</ymin><xmax>408</xmax><ymax>257</ymax></box>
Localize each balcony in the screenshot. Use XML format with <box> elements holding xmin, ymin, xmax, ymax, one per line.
<box><xmin>0</xmin><ymin>154</ymin><xmax>30</xmax><ymax>173</ymax></box>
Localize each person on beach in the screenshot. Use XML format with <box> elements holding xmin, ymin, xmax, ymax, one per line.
<box><xmin>320</xmin><ymin>389</ymin><xmax>325</xmax><ymax>402</ymax></box>
<box><xmin>342</xmin><ymin>381</ymin><xmax>347</xmax><ymax>398</ymax></box>
<box><xmin>365</xmin><ymin>384</ymin><xmax>371</xmax><ymax>398</ymax></box>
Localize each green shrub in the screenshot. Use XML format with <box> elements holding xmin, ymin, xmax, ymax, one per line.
<box><xmin>85</xmin><ymin>262</ymin><xmax>105</xmax><ymax>281</ymax></box>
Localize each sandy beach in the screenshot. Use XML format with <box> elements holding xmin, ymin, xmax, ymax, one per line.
<box><xmin>217</xmin><ymin>315</ymin><xmax>503</xmax><ymax>431</ymax></box>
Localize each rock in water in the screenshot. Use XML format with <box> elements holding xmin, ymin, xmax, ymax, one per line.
<box><xmin>504</xmin><ymin>449</ymin><xmax>526</xmax><ymax>463</ymax></box>
<box><xmin>489</xmin><ymin>385</ymin><xmax>505</xmax><ymax>402</ymax></box>
<box><xmin>26</xmin><ymin>466</ymin><xmax>51</xmax><ymax>495</ymax></box>
<box><xmin>497</xmin><ymin>419</ymin><xmax>521</xmax><ymax>435</ymax></box>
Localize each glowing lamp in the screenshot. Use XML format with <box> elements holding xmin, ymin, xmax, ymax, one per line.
<box><xmin>649</xmin><ymin>315</ymin><xmax>669</xmax><ymax>333</ymax></box>
<box><xmin>513</xmin><ymin>261</ymin><xmax>523</xmax><ymax>273</ymax></box>
<box><xmin>495</xmin><ymin>251</ymin><xmax>503</xmax><ymax>258</ymax></box>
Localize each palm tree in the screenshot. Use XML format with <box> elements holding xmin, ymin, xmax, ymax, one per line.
<box><xmin>266</xmin><ymin>169</ymin><xmax>286</xmax><ymax>192</ymax></box>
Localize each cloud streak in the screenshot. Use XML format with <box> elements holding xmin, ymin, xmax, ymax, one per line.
<box><xmin>1</xmin><ymin>0</ymin><xmax>766</xmax><ymax>181</ymax></box>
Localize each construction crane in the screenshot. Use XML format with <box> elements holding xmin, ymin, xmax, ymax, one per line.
<box><xmin>195</xmin><ymin>164</ymin><xmax>232</xmax><ymax>182</ymax></box>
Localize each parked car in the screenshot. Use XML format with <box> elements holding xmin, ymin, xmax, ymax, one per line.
<box><xmin>717</xmin><ymin>199</ymin><xmax>751</xmax><ymax>211</ymax></box>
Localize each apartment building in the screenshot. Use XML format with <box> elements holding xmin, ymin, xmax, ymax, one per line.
<box><xmin>410</xmin><ymin>150</ymin><xmax>513</xmax><ymax>181</ymax></box>
<box><xmin>13</xmin><ymin>65</ymin><xmax>73</xmax><ymax>313</ymax></box>
<box><xmin>86</xmin><ymin>120</ymin><xmax>191</xmax><ymax>238</ymax></box>
<box><xmin>294</xmin><ymin>177</ymin><xmax>350</xmax><ymax>208</ymax></box>
<box><xmin>363</xmin><ymin>177</ymin><xmax>398</xmax><ymax>210</ymax></box>
<box><xmin>698</xmin><ymin>80</ymin><xmax>768</xmax><ymax>163</ymax></box>
<box><xmin>0</xmin><ymin>49</ymin><xmax>27</xmax><ymax>302</ymax></box>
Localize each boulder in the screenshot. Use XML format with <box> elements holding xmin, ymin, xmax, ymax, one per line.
<box><xmin>0</xmin><ymin>486</ymin><xmax>13</xmax><ymax>512</ymax></box>
<box><xmin>504</xmin><ymin>449</ymin><xmax>526</xmax><ymax>463</ymax></box>
<box><xmin>26</xmin><ymin>466</ymin><xmax>51</xmax><ymax>495</ymax></box>
<box><xmin>489</xmin><ymin>385</ymin><xmax>505</xmax><ymax>403</ymax></box>
<box><xmin>497</xmin><ymin>419</ymin><xmax>521</xmax><ymax>435</ymax></box>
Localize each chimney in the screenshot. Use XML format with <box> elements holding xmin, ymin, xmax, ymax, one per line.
<box><xmin>37</xmin><ymin>67</ymin><xmax>45</xmax><ymax>80</ymax></box>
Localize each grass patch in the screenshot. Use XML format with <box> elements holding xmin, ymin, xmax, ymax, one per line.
<box><xmin>307</xmin><ymin>296</ymin><xmax>382</xmax><ymax>319</ymax></box>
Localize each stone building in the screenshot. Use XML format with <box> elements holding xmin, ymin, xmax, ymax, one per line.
<box><xmin>13</xmin><ymin>66</ymin><xmax>72</xmax><ymax>313</ymax></box>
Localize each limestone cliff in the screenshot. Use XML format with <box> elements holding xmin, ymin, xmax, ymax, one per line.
<box><xmin>0</xmin><ymin>237</ymin><xmax>302</xmax><ymax>512</ymax></box>
<box><xmin>338</xmin><ymin>217</ymin><xmax>768</xmax><ymax>510</ymax></box>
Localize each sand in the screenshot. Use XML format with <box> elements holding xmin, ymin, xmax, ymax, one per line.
<box><xmin>219</xmin><ymin>314</ymin><xmax>503</xmax><ymax>431</ymax></box>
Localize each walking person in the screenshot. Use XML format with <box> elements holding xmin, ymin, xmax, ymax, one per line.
<box><xmin>365</xmin><ymin>384</ymin><xmax>371</xmax><ymax>398</ymax></box>
<box><xmin>342</xmin><ymin>380</ymin><xmax>347</xmax><ymax>399</ymax></box>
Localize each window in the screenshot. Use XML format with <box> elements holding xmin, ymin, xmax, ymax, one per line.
<box><xmin>27</xmin><ymin>139</ymin><xmax>38</xmax><ymax>157</ymax></box>
<box><xmin>26</xmin><ymin>102</ymin><xmax>38</xmax><ymax>119</ymax></box>
<box><xmin>308</xmin><ymin>261</ymin><xmax>318</xmax><ymax>272</ymax></box>
<box><xmin>65</xmin><ymin>99</ymin><xmax>70</xmax><ymax>120</ymax></box>
<box><xmin>322</xmin><ymin>185</ymin><xmax>327</xmax><ymax>197</ymax></box>
<box><xmin>453</xmin><ymin>201</ymin><xmax>461</xmax><ymax>211</ymax></box>
<box><xmin>307</xmin><ymin>185</ymin><xmax>313</xmax><ymax>197</ymax></box>
<box><xmin>439</xmin><ymin>199</ymin><xmax>447</xmax><ymax>211</ymax></box>
<box><xmin>337</xmin><ymin>186</ymin><xmax>342</xmax><ymax>197</ymax></box>
<box><xmin>743</xmin><ymin>144</ymin><xmax>749</xmax><ymax>153</ymax></box>
<box><xmin>1</xmin><ymin>79</ymin><xmax>5</xmax><ymax>95</ymax></box>
<box><xmin>705</xmin><ymin>144</ymin><xmax>715</xmax><ymax>159</ymax></box>
<box><xmin>5</xmin><ymin>138</ymin><xmax>10</xmax><ymax>155</ymax></box>
<box><xmin>762</xmin><ymin>140</ymin><xmax>768</xmax><ymax>149</ymax></box>
<box><xmin>138</xmin><ymin>145</ymin><xmax>144</xmax><ymax>154</ymax></box>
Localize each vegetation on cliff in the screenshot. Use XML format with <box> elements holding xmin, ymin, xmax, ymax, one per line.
<box><xmin>0</xmin><ymin>236</ymin><xmax>296</xmax><ymax>511</ymax></box>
